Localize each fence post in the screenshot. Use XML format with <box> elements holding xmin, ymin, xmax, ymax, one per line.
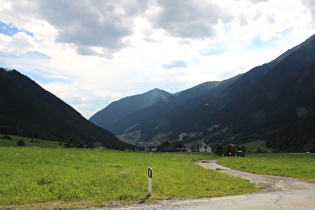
<box><xmin>148</xmin><ymin>167</ymin><xmax>152</xmax><ymax>196</ymax></box>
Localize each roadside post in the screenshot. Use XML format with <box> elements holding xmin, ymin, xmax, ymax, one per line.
<box><xmin>148</xmin><ymin>167</ymin><xmax>153</xmax><ymax>196</ymax></box>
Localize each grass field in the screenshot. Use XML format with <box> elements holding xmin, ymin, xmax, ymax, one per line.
<box><xmin>0</xmin><ymin>134</ymin><xmax>64</xmax><ymax>148</ymax></box>
<box><xmin>243</xmin><ymin>140</ymin><xmax>272</xmax><ymax>153</ymax></box>
<box><xmin>217</xmin><ymin>153</ymin><xmax>315</xmax><ymax>181</ymax></box>
<box><xmin>1</xmin><ymin>135</ymin><xmax>314</xmax><ymax>209</ymax></box>
<box><xmin>0</xmin><ymin>147</ymin><xmax>259</xmax><ymax>209</ymax></box>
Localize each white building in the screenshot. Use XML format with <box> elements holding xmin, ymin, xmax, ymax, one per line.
<box><xmin>199</xmin><ymin>143</ymin><xmax>212</xmax><ymax>153</ymax></box>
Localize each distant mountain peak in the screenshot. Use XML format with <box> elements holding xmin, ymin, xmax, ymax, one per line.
<box><xmin>89</xmin><ymin>88</ymin><xmax>171</xmax><ymax>131</ymax></box>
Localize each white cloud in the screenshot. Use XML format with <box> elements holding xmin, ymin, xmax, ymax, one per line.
<box><xmin>301</xmin><ymin>0</ymin><xmax>315</xmax><ymax>26</ymax></box>
<box><xmin>250</xmin><ymin>0</ymin><xmax>269</xmax><ymax>3</ymax></box>
<box><xmin>0</xmin><ymin>32</ymin><xmax>37</xmax><ymax>55</ymax></box>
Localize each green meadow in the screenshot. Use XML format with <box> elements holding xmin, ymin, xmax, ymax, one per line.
<box><xmin>1</xmin><ymin>135</ymin><xmax>314</xmax><ymax>209</ymax></box>
<box><xmin>217</xmin><ymin>153</ymin><xmax>315</xmax><ymax>181</ymax></box>
<box><xmin>0</xmin><ymin>146</ymin><xmax>259</xmax><ymax>209</ymax></box>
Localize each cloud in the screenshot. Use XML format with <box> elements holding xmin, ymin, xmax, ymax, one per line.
<box><xmin>37</xmin><ymin>1</ymin><xmax>130</xmax><ymax>50</ymax></box>
<box><xmin>0</xmin><ymin>32</ymin><xmax>37</xmax><ymax>55</ymax></box>
<box><xmin>34</xmin><ymin>0</ymin><xmax>150</xmax><ymax>55</ymax></box>
<box><xmin>162</xmin><ymin>59</ymin><xmax>188</xmax><ymax>69</ymax></box>
<box><xmin>250</xmin><ymin>0</ymin><xmax>268</xmax><ymax>3</ymax></box>
<box><xmin>152</xmin><ymin>0</ymin><xmax>232</xmax><ymax>39</ymax></box>
<box><xmin>301</xmin><ymin>0</ymin><xmax>315</xmax><ymax>26</ymax></box>
<box><xmin>41</xmin><ymin>81</ymin><xmax>116</xmax><ymax>118</ymax></box>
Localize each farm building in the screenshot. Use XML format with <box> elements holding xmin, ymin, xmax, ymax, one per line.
<box><xmin>199</xmin><ymin>143</ymin><xmax>212</xmax><ymax>153</ymax></box>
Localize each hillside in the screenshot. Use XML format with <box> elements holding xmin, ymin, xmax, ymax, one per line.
<box><xmin>111</xmin><ymin>75</ymin><xmax>242</xmax><ymax>137</ymax></box>
<box><xmin>109</xmin><ymin>34</ymin><xmax>315</xmax><ymax>152</ymax></box>
<box><xmin>0</xmin><ymin>68</ymin><xmax>133</xmax><ymax>149</ymax></box>
<box><xmin>89</xmin><ymin>88</ymin><xmax>170</xmax><ymax>131</ymax></box>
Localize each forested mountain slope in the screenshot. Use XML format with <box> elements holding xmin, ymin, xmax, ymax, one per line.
<box><xmin>90</xmin><ymin>88</ymin><xmax>170</xmax><ymax>131</ymax></box>
<box><xmin>0</xmin><ymin>68</ymin><xmax>133</xmax><ymax>149</ymax></box>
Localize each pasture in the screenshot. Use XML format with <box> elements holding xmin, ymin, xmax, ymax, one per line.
<box><xmin>0</xmin><ymin>147</ymin><xmax>259</xmax><ymax>209</ymax></box>
<box><xmin>1</xmin><ymin>135</ymin><xmax>314</xmax><ymax>209</ymax></box>
<box><xmin>217</xmin><ymin>153</ymin><xmax>315</xmax><ymax>181</ymax></box>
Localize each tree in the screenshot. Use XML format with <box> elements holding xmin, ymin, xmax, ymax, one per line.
<box><xmin>215</xmin><ymin>143</ymin><xmax>224</xmax><ymax>156</ymax></box>
<box><xmin>174</xmin><ymin>142</ymin><xmax>185</xmax><ymax>148</ymax></box>
<box><xmin>64</xmin><ymin>137</ymin><xmax>83</xmax><ymax>148</ymax></box>
<box><xmin>225</xmin><ymin>144</ymin><xmax>235</xmax><ymax>156</ymax></box>
<box><xmin>17</xmin><ymin>139</ymin><xmax>25</xmax><ymax>146</ymax></box>
<box><xmin>157</xmin><ymin>141</ymin><xmax>170</xmax><ymax>152</ymax></box>
<box><xmin>241</xmin><ymin>145</ymin><xmax>247</xmax><ymax>152</ymax></box>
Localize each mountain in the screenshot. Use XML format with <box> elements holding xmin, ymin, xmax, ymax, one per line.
<box><xmin>109</xmin><ymin>34</ymin><xmax>315</xmax><ymax>152</ymax></box>
<box><xmin>89</xmin><ymin>88</ymin><xmax>171</xmax><ymax>131</ymax></box>
<box><xmin>110</xmin><ymin>75</ymin><xmax>242</xmax><ymax>137</ymax></box>
<box><xmin>0</xmin><ymin>68</ymin><xmax>133</xmax><ymax>149</ymax></box>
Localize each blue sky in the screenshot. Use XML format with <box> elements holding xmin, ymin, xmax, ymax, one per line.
<box><xmin>0</xmin><ymin>22</ymin><xmax>34</xmax><ymax>37</ymax></box>
<box><xmin>0</xmin><ymin>0</ymin><xmax>314</xmax><ymax>118</ymax></box>
<box><xmin>162</xmin><ymin>60</ymin><xmax>188</xmax><ymax>69</ymax></box>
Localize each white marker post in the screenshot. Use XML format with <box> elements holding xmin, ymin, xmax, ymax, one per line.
<box><xmin>148</xmin><ymin>167</ymin><xmax>153</xmax><ymax>196</ymax></box>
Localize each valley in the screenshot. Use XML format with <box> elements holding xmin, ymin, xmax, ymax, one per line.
<box><xmin>1</xmin><ymin>2</ymin><xmax>315</xmax><ymax>209</ymax></box>
<box><xmin>90</xmin><ymin>34</ymin><xmax>315</xmax><ymax>153</ymax></box>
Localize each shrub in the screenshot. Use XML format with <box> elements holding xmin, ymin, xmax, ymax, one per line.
<box><xmin>17</xmin><ymin>140</ymin><xmax>26</xmax><ymax>146</ymax></box>
<box><xmin>3</xmin><ymin>135</ymin><xmax>11</xmax><ymax>140</ymax></box>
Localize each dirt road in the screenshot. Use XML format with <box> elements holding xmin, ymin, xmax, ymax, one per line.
<box><xmin>90</xmin><ymin>160</ymin><xmax>315</xmax><ymax>210</ymax></box>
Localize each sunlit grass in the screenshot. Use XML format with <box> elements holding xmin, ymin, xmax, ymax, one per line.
<box><xmin>217</xmin><ymin>153</ymin><xmax>315</xmax><ymax>181</ymax></box>
<box><xmin>0</xmin><ymin>147</ymin><xmax>259</xmax><ymax>209</ymax></box>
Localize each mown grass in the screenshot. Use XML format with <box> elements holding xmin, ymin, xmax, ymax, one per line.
<box><xmin>0</xmin><ymin>147</ymin><xmax>259</xmax><ymax>209</ymax></box>
<box><xmin>217</xmin><ymin>153</ymin><xmax>315</xmax><ymax>181</ymax></box>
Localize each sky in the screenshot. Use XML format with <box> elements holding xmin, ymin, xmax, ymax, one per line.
<box><xmin>0</xmin><ymin>0</ymin><xmax>315</xmax><ymax>119</ymax></box>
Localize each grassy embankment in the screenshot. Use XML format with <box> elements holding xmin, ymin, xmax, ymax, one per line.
<box><xmin>217</xmin><ymin>153</ymin><xmax>315</xmax><ymax>181</ymax></box>
<box><xmin>0</xmin><ymin>134</ymin><xmax>64</xmax><ymax>148</ymax></box>
<box><xmin>0</xmin><ymin>141</ymin><xmax>259</xmax><ymax>209</ymax></box>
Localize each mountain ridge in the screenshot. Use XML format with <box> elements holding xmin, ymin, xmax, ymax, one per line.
<box><xmin>0</xmin><ymin>68</ymin><xmax>133</xmax><ymax>149</ymax></box>
<box><xmin>89</xmin><ymin>88</ymin><xmax>171</xmax><ymax>131</ymax></box>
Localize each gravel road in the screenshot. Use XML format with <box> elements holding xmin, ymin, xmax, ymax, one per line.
<box><xmin>85</xmin><ymin>159</ymin><xmax>315</xmax><ymax>210</ymax></box>
<box><xmin>195</xmin><ymin>159</ymin><xmax>315</xmax><ymax>192</ymax></box>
